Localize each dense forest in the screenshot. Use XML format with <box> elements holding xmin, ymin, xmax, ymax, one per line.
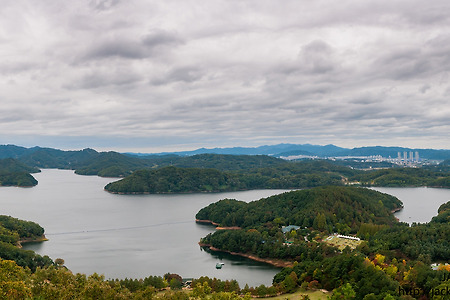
<box><xmin>1</xmin><ymin>144</ymin><xmax>449</xmax><ymax>192</ymax></box>
<box><xmin>349</xmin><ymin>168</ymin><xmax>450</xmax><ymax>188</ymax></box>
<box><xmin>197</xmin><ymin>187</ymin><xmax>450</xmax><ymax>299</ymax></box>
<box><xmin>104</xmin><ymin>161</ymin><xmax>362</xmax><ymax>194</ymax></box>
<box><xmin>196</xmin><ymin>186</ymin><xmax>402</xmax><ymax>231</ymax></box>
<box><xmin>0</xmin><ymin>158</ymin><xmax>39</xmax><ymax>187</ymax></box>
<box><xmin>105</xmin><ymin>166</ymin><xmax>244</xmax><ymax>193</ymax></box>
<box><xmin>105</xmin><ymin>157</ymin><xmax>450</xmax><ymax>194</ymax></box>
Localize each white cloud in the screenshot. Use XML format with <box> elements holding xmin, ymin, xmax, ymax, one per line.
<box><xmin>0</xmin><ymin>0</ymin><xmax>449</xmax><ymax>151</ymax></box>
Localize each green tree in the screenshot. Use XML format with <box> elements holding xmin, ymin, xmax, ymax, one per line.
<box><xmin>192</xmin><ymin>282</ymin><xmax>212</xmax><ymax>298</ymax></box>
<box><xmin>0</xmin><ymin>259</ymin><xmax>31</xmax><ymax>300</ymax></box>
<box><xmin>283</xmin><ymin>271</ymin><xmax>298</xmax><ymax>293</ymax></box>
<box><xmin>329</xmin><ymin>283</ymin><xmax>356</xmax><ymax>299</ymax></box>
<box><xmin>169</xmin><ymin>278</ymin><xmax>182</xmax><ymax>290</ymax></box>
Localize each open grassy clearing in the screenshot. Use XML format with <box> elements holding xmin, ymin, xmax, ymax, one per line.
<box><xmin>323</xmin><ymin>235</ymin><xmax>362</xmax><ymax>250</ymax></box>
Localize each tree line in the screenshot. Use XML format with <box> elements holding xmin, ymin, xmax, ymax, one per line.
<box><xmin>104</xmin><ymin>161</ymin><xmax>361</xmax><ymax>194</ymax></box>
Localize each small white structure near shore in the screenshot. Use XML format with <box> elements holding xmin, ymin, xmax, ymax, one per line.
<box><xmin>336</xmin><ymin>234</ymin><xmax>360</xmax><ymax>241</ymax></box>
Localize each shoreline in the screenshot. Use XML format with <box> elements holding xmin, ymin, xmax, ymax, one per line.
<box><xmin>391</xmin><ymin>206</ymin><xmax>404</xmax><ymax>214</ymax></box>
<box><xmin>17</xmin><ymin>235</ymin><xmax>48</xmax><ymax>248</ymax></box>
<box><xmin>200</xmin><ymin>243</ymin><xmax>294</xmax><ymax>268</ymax></box>
<box><xmin>195</xmin><ymin>219</ymin><xmax>220</xmax><ymax>226</ymax></box>
<box><xmin>195</xmin><ymin>219</ymin><xmax>241</xmax><ymax>230</ymax></box>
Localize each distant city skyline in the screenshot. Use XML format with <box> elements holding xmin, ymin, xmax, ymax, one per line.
<box><xmin>1</xmin><ymin>1</ymin><xmax>449</xmax><ymax>152</ymax></box>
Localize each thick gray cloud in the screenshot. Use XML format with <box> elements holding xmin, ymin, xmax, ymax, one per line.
<box><xmin>0</xmin><ymin>0</ymin><xmax>449</xmax><ymax>152</ymax></box>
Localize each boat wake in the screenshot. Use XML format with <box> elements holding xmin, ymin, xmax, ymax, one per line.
<box><xmin>46</xmin><ymin>220</ymin><xmax>193</xmax><ymax>235</ymax></box>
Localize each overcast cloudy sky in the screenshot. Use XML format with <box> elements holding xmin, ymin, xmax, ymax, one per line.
<box><xmin>1</xmin><ymin>0</ymin><xmax>449</xmax><ymax>152</ymax></box>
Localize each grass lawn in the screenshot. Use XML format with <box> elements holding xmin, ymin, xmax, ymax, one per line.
<box><xmin>323</xmin><ymin>235</ymin><xmax>362</xmax><ymax>250</ymax></box>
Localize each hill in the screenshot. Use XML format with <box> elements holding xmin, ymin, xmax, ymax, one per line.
<box><xmin>196</xmin><ymin>186</ymin><xmax>402</xmax><ymax>231</ymax></box>
<box><xmin>0</xmin><ymin>158</ymin><xmax>40</xmax><ymax>187</ymax></box>
<box><xmin>74</xmin><ymin>151</ymin><xmax>150</xmax><ymax>177</ymax></box>
<box><xmin>140</xmin><ymin>153</ymin><xmax>286</xmax><ymax>171</ymax></box>
<box><xmin>104</xmin><ymin>160</ymin><xmax>359</xmax><ymax>194</ymax></box>
<box><xmin>130</xmin><ymin>143</ymin><xmax>450</xmax><ymax>160</ymax></box>
<box><xmin>0</xmin><ymin>158</ymin><xmax>40</xmax><ymax>174</ymax></box>
<box><xmin>19</xmin><ymin>147</ymin><xmax>99</xmax><ymax>169</ymax></box>
<box><xmin>349</xmin><ymin>167</ymin><xmax>450</xmax><ymax>188</ymax></box>
<box><xmin>105</xmin><ymin>166</ymin><xmax>244</xmax><ymax>194</ymax></box>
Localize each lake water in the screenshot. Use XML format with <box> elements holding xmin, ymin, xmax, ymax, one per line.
<box><xmin>1</xmin><ymin>170</ymin><xmax>449</xmax><ymax>287</ymax></box>
<box><xmin>372</xmin><ymin>187</ymin><xmax>450</xmax><ymax>224</ymax></box>
<box><xmin>1</xmin><ymin>169</ymin><xmax>288</xmax><ymax>287</ymax></box>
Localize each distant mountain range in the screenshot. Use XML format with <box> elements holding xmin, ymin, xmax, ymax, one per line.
<box><xmin>129</xmin><ymin>143</ymin><xmax>450</xmax><ymax>160</ymax></box>
<box><xmin>2</xmin><ymin>143</ymin><xmax>450</xmax><ymax>161</ymax></box>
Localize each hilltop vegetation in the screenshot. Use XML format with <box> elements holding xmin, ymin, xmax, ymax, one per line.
<box><xmin>105</xmin><ymin>166</ymin><xmax>243</xmax><ymax>194</ymax></box>
<box><xmin>74</xmin><ymin>152</ymin><xmax>149</xmax><ymax>177</ymax></box>
<box><xmin>104</xmin><ymin>161</ymin><xmax>358</xmax><ymax>194</ymax></box>
<box><xmin>197</xmin><ymin>186</ymin><xmax>402</xmax><ymax>231</ymax></box>
<box><xmin>0</xmin><ymin>158</ymin><xmax>39</xmax><ymax>187</ymax></box>
<box><xmin>198</xmin><ymin>188</ymin><xmax>450</xmax><ymax>299</ymax></box>
<box><xmin>350</xmin><ymin>167</ymin><xmax>450</xmax><ymax>188</ymax></box>
<box><xmin>0</xmin><ymin>158</ymin><xmax>40</xmax><ymax>174</ymax></box>
<box><xmin>19</xmin><ymin>147</ymin><xmax>98</xmax><ymax>169</ymax></box>
<box><xmin>141</xmin><ymin>153</ymin><xmax>286</xmax><ymax>171</ymax></box>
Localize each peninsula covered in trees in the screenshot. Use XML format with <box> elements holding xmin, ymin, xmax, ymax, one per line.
<box><xmin>197</xmin><ymin>187</ymin><xmax>450</xmax><ymax>298</ymax></box>
<box><xmin>0</xmin><ymin>215</ymin><xmax>53</xmax><ymax>272</ymax></box>
<box><xmin>104</xmin><ymin>158</ymin><xmax>449</xmax><ymax>194</ymax></box>
<box><xmin>0</xmin><ymin>158</ymin><xmax>39</xmax><ymax>187</ymax></box>
<box><xmin>196</xmin><ymin>186</ymin><xmax>402</xmax><ymax>231</ymax></box>
<box><xmin>104</xmin><ymin>161</ymin><xmax>358</xmax><ymax>194</ymax></box>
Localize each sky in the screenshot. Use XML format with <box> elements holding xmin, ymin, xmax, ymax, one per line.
<box><xmin>1</xmin><ymin>0</ymin><xmax>449</xmax><ymax>152</ymax></box>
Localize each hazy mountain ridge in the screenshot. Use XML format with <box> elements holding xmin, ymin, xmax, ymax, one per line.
<box><xmin>1</xmin><ymin>144</ymin><xmax>449</xmax><ymax>180</ymax></box>
<box><xmin>3</xmin><ymin>143</ymin><xmax>450</xmax><ymax>160</ymax></box>
<box><xmin>129</xmin><ymin>143</ymin><xmax>450</xmax><ymax>160</ymax></box>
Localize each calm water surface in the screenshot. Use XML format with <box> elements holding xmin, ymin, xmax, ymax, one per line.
<box><xmin>1</xmin><ymin>169</ymin><xmax>288</xmax><ymax>287</ymax></box>
<box><xmin>372</xmin><ymin>187</ymin><xmax>450</xmax><ymax>224</ymax></box>
<box><xmin>1</xmin><ymin>170</ymin><xmax>449</xmax><ymax>287</ymax></box>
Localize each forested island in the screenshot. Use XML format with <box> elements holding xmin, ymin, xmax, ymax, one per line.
<box><xmin>104</xmin><ymin>161</ymin><xmax>355</xmax><ymax>194</ymax></box>
<box><xmin>197</xmin><ymin>187</ymin><xmax>450</xmax><ymax>299</ymax></box>
<box><xmin>104</xmin><ymin>160</ymin><xmax>449</xmax><ymax>194</ymax></box>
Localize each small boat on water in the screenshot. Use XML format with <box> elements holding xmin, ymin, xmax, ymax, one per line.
<box><xmin>215</xmin><ymin>262</ymin><xmax>225</xmax><ymax>269</ymax></box>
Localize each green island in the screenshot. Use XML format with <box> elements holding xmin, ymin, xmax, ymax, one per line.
<box><xmin>104</xmin><ymin>161</ymin><xmax>359</xmax><ymax>194</ymax></box>
<box><xmin>196</xmin><ymin>186</ymin><xmax>450</xmax><ymax>299</ymax></box>
<box><xmin>104</xmin><ymin>159</ymin><xmax>450</xmax><ymax>194</ymax></box>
